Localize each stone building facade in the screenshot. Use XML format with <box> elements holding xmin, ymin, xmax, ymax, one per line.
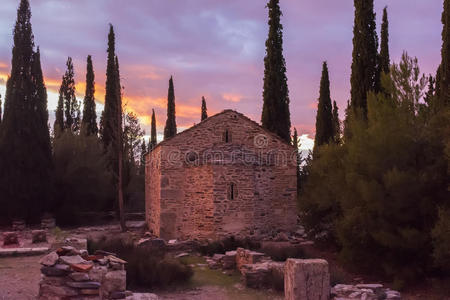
<box><xmin>145</xmin><ymin>110</ymin><xmax>298</xmax><ymax>240</ymax></box>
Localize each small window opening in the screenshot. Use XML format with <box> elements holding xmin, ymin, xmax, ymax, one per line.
<box><xmin>228</xmin><ymin>182</ymin><xmax>237</xmax><ymax>200</ymax></box>
<box><xmin>223</xmin><ymin>129</ymin><xmax>232</xmax><ymax>143</ymax></box>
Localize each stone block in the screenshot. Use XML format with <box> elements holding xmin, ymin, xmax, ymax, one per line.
<box><xmin>41</xmin><ymin>264</ymin><xmax>71</xmax><ymax>277</ymax></box>
<box><xmin>12</xmin><ymin>220</ymin><xmax>26</xmax><ymax>231</ymax></box>
<box><xmin>41</xmin><ymin>217</ymin><xmax>56</xmax><ymax>229</ymax></box>
<box><xmin>222</xmin><ymin>251</ymin><xmax>237</xmax><ymax>269</ymax></box>
<box><xmin>102</xmin><ymin>270</ymin><xmax>126</xmax><ymax>294</ymax></box>
<box><xmin>241</xmin><ymin>263</ymin><xmax>270</xmax><ymax>289</ymax></box>
<box><xmin>89</xmin><ymin>265</ymin><xmax>108</xmax><ymax>282</ymax></box>
<box><xmin>284</xmin><ymin>259</ymin><xmax>330</xmax><ymax>300</ymax></box>
<box><xmin>236</xmin><ymin>248</ymin><xmax>265</xmax><ymax>271</ymax></box>
<box><xmin>69</xmin><ymin>272</ymin><xmax>90</xmax><ymax>282</ymax></box>
<box><xmin>32</xmin><ymin>230</ymin><xmax>47</xmax><ymax>243</ymax></box>
<box><xmin>66</xmin><ymin>281</ymin><xmax>101</xmax><ymax>289</ymax></box>
<box><xmin>39</xmin><ymin>283</ymin><xmax>79</xmax><ymax>297</ymax></box>
<box><xmin>3</xmin><ymin>232</ymin><xmax>19</xmax><ymax>245</ymax></box>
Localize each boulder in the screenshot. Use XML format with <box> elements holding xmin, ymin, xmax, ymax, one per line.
<box><xmin>236</xmin><ymin>248</ymin><xmax>265</xmax><ymax>271</ymax></box>
<box><xmin>275</xmin><ymin>232</ymin><xmax>289</xmax><ymax>242</ymax></box>
<box><xmin>59</xmin><ymin>255</ymin><xmax>87</xmax><ymax>265</ymax></box>
<box><xmin>40</xmin><ymin>251</ymin><xmax>59</xmax><ymax>267</ymax></box>
<box><xmin>32</xmin><ymin>230</ymin><xmax>47</xmax><ymax>243</ymax></box>
<box><xmin>222</xmin><ymin>251</ymin><xmax>237</xmax><ymax>269</ymax></box>
<box><xmin>241</xmin><ymin>263</ymin><xmax>270</xmax><ymax>289</ymax></box>
<box><xmin>102</xmin><ymin>270</ymin><xmax>126</xmax><ymax>294</ymax></box>
<box><xmin>2</xmin><ymin>232</ymin><xmax>19</xmax><ymax>246</ymax></box>
<box><xmin>284</xmin><ymin>259</ymin><xmax>330</xmax><ymax>300</ymax></box>
<box><xmin>41</xmin><ymin>264</ymin><xmax>71</xmax><ymax>277</ymax></box>
<box><xmin>137</xmin><ymin>238</ymin><xmax>166</xmax><ymax>249</ymax></box>
<box><xmin>69</xmin><ymin>272</ymin><xmax>90</xmax><ymax>282</ymax></box>
<box><xmin>89</xmin><ymin>265</ymin><xmax>108</xmax><ymax>283</ymax></box>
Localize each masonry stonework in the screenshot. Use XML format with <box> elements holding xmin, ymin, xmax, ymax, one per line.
<box><xmin>145</xmin><ymin>110</ymin><xmax>297</xmax><ymax>240</ymax></box>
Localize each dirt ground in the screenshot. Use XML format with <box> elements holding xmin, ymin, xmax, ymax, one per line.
<box><xmin>0</xmin><ymin>256</ymin><xmax>41</xmax><ymax>300</ymax></box>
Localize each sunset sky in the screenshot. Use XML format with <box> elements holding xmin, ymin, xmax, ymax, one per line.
<box><xmin>0</xmin><ymin>0</ymin><xmax>444</xmax><ymax>149</ymax></box>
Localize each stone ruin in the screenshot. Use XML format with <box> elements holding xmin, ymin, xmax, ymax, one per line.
<box><xmin>205</xmin><ymin>247</ymin><xmax>402</xmax><ymax>300</ymax></box>
<box><xmin>38</xmin><ymin>246</ymin><xmax>128</xmax><ymax>300</ymax></box>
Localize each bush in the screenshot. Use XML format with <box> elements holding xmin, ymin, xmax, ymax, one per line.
<box><xmin>196</xmin><ymin>236</ymin><xmax>260</xmax><ymax>256</ymax></box>
<box><xmin>88</xmin><ymin>236</ymin><xmax>193</xmax><ymax>289</ymax></box>
<box><xmin>260</xmin><ymin>243</ymin><xmax>304</xmax><ymax>262</ymax></box>
<box><xmin>432</xmin><ymin>208</ymin><xmax>450</xmax><ymax>274</ymax></box>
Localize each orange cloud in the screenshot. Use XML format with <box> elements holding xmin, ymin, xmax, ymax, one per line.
<box><xmin>222</xmin><ymin>93</ymin><xmax>242</xmax><ymax>103</ymax></box>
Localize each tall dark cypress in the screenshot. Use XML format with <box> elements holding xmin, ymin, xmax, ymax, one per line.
<box><xmin>332</xmin><ymin>101</ymin><xmax>341</xmax><ymax>144</ymax></box>
<box><xmin>201</xmin><ymin>96</ymin><xmax>208</xmax><ymax>121</ymax></box>
<box><xmin>54</xmin><ymin>84</ymin><xmax>64</xmax><ymax>137</ymax></box>
<box><xmin>261</xmin><ymin>0</ymin><xmax>291</xmax><ymax>142</ymax></box>
<box><xmin>0</xmin><ymin>94</ymin><xmax>2</xmax><ymax>124</ymax></box>
<box><xmin>314</xmin><ymin>62</ymin><xmax>333</xmax><ymax>150</ymax></box>
<box><xmin>164</xmin><ymin>76</ymin><xmax>177</xmax><ymax>139</ymax></box>
<box><xmin>101</xmin><ymin>24</ymin><xmax>120</xmax><ymax>154</ymax></box>
<box><xmin>0</xmin><ymin>0</ymin><xmax>52</xmax><ymax>221</ymax></box>
<box><xmin>440</xmin><ymin>0</ymin><xmax>450</xmax><ymax>106</ymax></box>
<box><xmin>61</xmin><ymin>57</ymin><xmax>80</xmax><ymax>133</ymax></box>
<box><xmin>292</xmin><ymin>128</ymin><xmax>301</xmax><ymax>191</ymax></box>
<box><xmin>350</xmin><ymin>0</ymin><xmax>379</xmax><ymax>117</ymax></box>
<box><xmin>149</xmin><ymin>108</ymin><xmax>157</xmax><ymax>150</ymax></box>
<box><xmin>81</xmin><ymin>55</ymin><xmax>98</xmax><ymax>136</ymax></box>
<box><xmin>379</xmin><ymin>7</ymin><xmax>390</xmax><ymax>74</ymax></box>
<box><xmin>140</xmin><ymin>139</ymin><xmax>146</xmax><ymax>174</ymax></box>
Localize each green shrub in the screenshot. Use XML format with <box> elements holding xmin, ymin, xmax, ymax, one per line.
<box><xmin>260</xmin><ymin>243</ymin><xmax>304</xmax><ymax>262</ymax></box>
<box><xmin>432</xmin><ymin>208</ymin><xmax>450</xmax><ymax>274</ymax></box>
<box><xmin>196</xmin><ymin>236</ymin><xmax>260</xmax><ymax>256</ymax></box>
<box><xmin>88</xmin><ymin>236</ymin><xmax>193</xmax><ymax>289</ymax></box>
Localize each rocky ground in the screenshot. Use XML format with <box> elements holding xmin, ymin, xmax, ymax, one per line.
<box><xmin>0</xmin><ymin>255</ymin><xmax>41</xmax><ymax>300</ymax></box>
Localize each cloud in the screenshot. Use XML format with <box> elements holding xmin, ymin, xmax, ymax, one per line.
<box><xmin>0</xmin><ymin>0</ymin><xmax>443</xmax><ymax>142</ymax></box>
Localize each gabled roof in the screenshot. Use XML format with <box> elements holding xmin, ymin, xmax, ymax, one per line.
<box><xmin>150</xmin><ymin>109</ymin><xmax>293</xmax><ymax>152</ymax></box>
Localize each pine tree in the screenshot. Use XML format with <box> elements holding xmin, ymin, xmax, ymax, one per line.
<box><xmin>164</xmin><ymin>76</ymin><xmax>177</xmax><ymax>139</ymax></box>
<box><xmin>261</xmin><ymin>0</ymin><xmax>291</xmax><ymax>142</ymax></box>
<box><xmin>0</xmin><ymin>0</ymin><xmax>52</xmax><ymax>221</ymax></box>
<box><xmin>201</xmin><ymin>96</ymin><xmax>208</xmax><ymax>121</ymax></box>
<box><xmin>149</xmin><ymin>108</ymin><xmax>157</xmax><ymax>150</ymax></box>
<box><xmin>379</xmin><ymin>7</ymin><xmax>390</xmax><ymax>74</ymax></box>
<box><xmin>314</xmin><ymin>62</ymin><xmax>334</xmax><ymax>150</ymax></box>
<box><xmin>81</xmin><ymin>55</ymin><xmax>98</xmax><ymax>136</ymax></box>
<box><xmin>332</xmin><ymin>101</ymin><xmax>341</xmax><ymax>144</ymax></box>
<box><xmin>350</xmin><ymin>0</ymin><xmax>379</xmax><ymax>117</ymax></box>
<box><xmin>439</xmin><ymin>0</ymin><xmax>450</xmax><ymax>107</ymax></box>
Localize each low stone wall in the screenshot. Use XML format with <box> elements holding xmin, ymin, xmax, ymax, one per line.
<box><xmin>38</xmin><ymin>246</ymin><xmax>128</xmax><ymax>300</ymax></box>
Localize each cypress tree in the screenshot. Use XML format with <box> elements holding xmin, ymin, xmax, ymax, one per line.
<box><xmin>54</xmin><ymin>85</ymin><xmax>64</xmax><ymax>137</ymax></box>
<box><xmin>261</xmin><ymin>0</ymin><xmax>291</xmax><ymax>142</ymax></box>
<box><xmin>164</xmin><ymin>76</ymin><xmax>177</xmax><ymax>139</ymax></box>
<box><xmin>292</xmin><ymin>127</ymin><xmax>300</xmax><ymax>189</ymax></box>
<box><xmin>82</xmin><ymin>55</ymin><xmax>98</xmax><ymax>136</ymax></box>
<box><xmin>140</xmin><ymin>139</ymin><xmax>146</xmax><ymax>174</ymax></box>
<box><xmin>101</xmin><ymin>24</ymin><xmax>120</xmax><ymax>154</ymax></box>
<box><xmin>440</xmin><ymin>0</ymin><xmax>450</xmax><ymax>106</ymax></box>
<box><xmin>350</xmin><ymin>0</ymin><xmax>379</xmax><ymax>117</ymax></box>
<box><xmin>0</xmin><ymin>0</ymin><xmax>52</xmax><ymax>221</ymax></box>
<box><xmin>149</xmin><ymin>108</ymin><xmax>157</xmax><ymax>150</ymax></box>
<box><xmin>314</xmin><ymin>62</ymin><xmax>334</xmax><ymax>150</ymax></box>
<box><xmin>332</xmin><ymin>101</ymin><xmax>341</xmax><ymax>144</ymax></box>
<box><xmin>379</xmin><ymin>7</ymin><xmax>390</xmax><ymax>74</ymax></box>
<box><xmin>201</xmin><ymin>96</ymin><xmax>208</xmax><ymax>121</ymax></box>
<box><xmin>0</xmin><ymin>94</ymin><xmax>2</xmax><ymax>124</ymax></box>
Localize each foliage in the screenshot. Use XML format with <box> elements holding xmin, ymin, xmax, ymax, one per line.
<box><xmin>314</xmin><ymin>62</ymin><xmax>333</xmax><ymax>150</ymax></box>
<box><xmin>350</xmin><ymin>0</ymin><xmax>379</xmax><ymax>117</ymax></box>
<box><xmin>201</xmin><ymin>96</ymin><xmax>208</xmax><ymax>121</ymax></box>
<box><xmin>53</xmin><ymin>132</ymin><xmax>112</xmax><ymax>225</ymax></box>
<box><xmin>164</xmin><ymin>76</ymin><xmax>177</xmax><ymax>139</ymax></box>
<box><xmin>260</xmin><ymin>243</ymin><xmax>304</xmax><ymax>262</ymax></box>
<box><xmin>196</xmin><ymin>236</ymin><xmax>260</xmax><ymax>256</ymax></box>
<box><xmin>379</xmin><ymin>7</ymin><xmax>390</xmax><ymax>75</ymax></box>
<box><xmin>0</xmin><ymin>0</ymin><xmax>53</xmax><ymax>222</ymax></box>
<box><xmin>440</xmin><ymin>0</ymin><xmax>450</xmax><ymax>107</ymax></box>
<box><xmin>81</xmin><ymin>55</ymin><xmax>98</xmax><ymax>136</ymax></box>
<box><xmin>261</xmin><ymin>0</ymin><xmax>291</xmax><ymax>142</ymax></box>
<box><xmin>88</xmin><ymin>236</ymin><xmax>193</xmax><ymax>289</ymax></box>
<box><xmin>432</xmin><ymin>207</ymin><xmax>450</xmax><ymax>273</ymax></box>
<box><xmin>332</xmin><ymin>101</ymin><xmax>341</xmax><ymax>144</ymax></box>
<box><xmin>148</xmin><ymin>108</ymin><xmax>157</xmax><ymax>151</ymax></box>
<box><xmin>300</xmin><ymin>53</ymin><xmax>449</xmax><ymax>283</ymax></box>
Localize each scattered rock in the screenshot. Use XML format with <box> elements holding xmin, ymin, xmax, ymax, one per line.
<box><xmin>41</xmin><ymin>264</ymin><xmax>71</xmax><ymax>277</ymax></box>
<box><xmin>69</xmin><ymin>272</ymin><xmax>90</xmax><ymax>282</ymax></box>
<box><xmin>168</xmin><ymin>239</ymin><xmax>177</xmax><ymax>245</ymax></box>
<box><xmin>66</xmin><ymin>281</ymin><xmax>101</xmax><ymax>289</ymax></box>
<box><xmin>2</xmin><ymin>232</ymin><xmax>19</xmax><ymax>246</ymax></box>
<box><xmin>32</xmin><ymin>230</ymin><xmax>47</xmax><ymax>243</ymax></box>
<box><xmin>59</xmin><ymin>255</ymin><xmax>87</xmax><ymax>265</ymax></box>
<box><xmin>110</xmin><ymin>291</ymin><xmax>127</xmax><ymax>299</ymax></box>
<box><xmin>223</xmin><ymin>251</ymin><xmax>237</xmax><ymax>269</ymax></box>
<box><xmin>175</xmin><ymin>252</ymin><xmax>189</xmax><ymax>258</ymax></box>
<box><xmin>40</xmin><ymin>251</ymin><xmax>59</xmax><ymax>266</ymax></box>
<box><xmin>102</xmin><ymin>270</ymin><xmax>126</xmax><ymax>294</ymax></box>
<box><xmin>275</xmin><ymin>232</ymin><xmax>289</xmax><ymax>242</ymax></box>
<box><xmin>71</xmin><ymin>263</ymin><xmax>94</xmax><ymax>273</ymax></box>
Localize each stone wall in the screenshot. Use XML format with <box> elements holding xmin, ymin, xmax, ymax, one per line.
<box><xmin>38</xmin><ymin>247</ymin><xmax>127</xmax><ymax>300</ymax></box>
<box><xmin>146</xmin><ymin>110</ymin><xmax>298</xmax><ymax>240</ymax></box>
